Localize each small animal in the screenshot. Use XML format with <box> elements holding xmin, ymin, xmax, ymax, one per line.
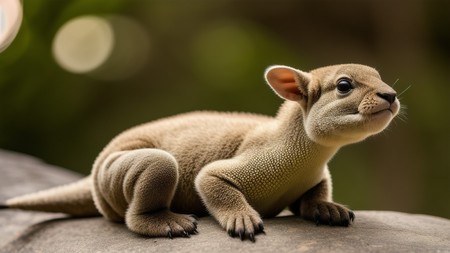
<box><xmin>1</xmin><ymin>64</ymin><xmax>400</xmax><ymax>242</ymax></box>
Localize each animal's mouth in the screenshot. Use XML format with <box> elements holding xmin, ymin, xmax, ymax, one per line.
<box><xmin>370</xmin><ymin>108</ymin><xmax>393</xmax><ymax>116</ymax></box>
<box><xmin>350</xmin><ymin>108</ymin><xmax>393</xmax><ymax>117</ymax></box>
<box><xmin>355</xmin><ymin>99</ymin><xmax>399</xmax><ymax>117</ymax></box>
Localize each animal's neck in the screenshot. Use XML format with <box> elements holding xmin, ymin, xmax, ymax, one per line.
<box><xmin>274</xmin><ymin>101</ymin><xmax>339</xmax><ymax>167</ymax></box>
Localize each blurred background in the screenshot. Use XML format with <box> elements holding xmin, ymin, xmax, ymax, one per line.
<box><xmin>0</xmin><ymin>0</ymin><xmax>449</xmax><ymax>219</ymax></box>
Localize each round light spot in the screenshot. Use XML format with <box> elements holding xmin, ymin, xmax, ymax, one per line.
<box><xmin>0</xmin><ymin>0</ymin><xmax>23</xmax><ymax>53</ymax></box>
<box><xmin>52</xmin><ymin>16</ymin><xmax>114</xmax><ymax>74</ymax></box>
<box><xmin>91</xmin><ymin>15</ymin><xmax>150</xmax><ymax>81</ymax></box>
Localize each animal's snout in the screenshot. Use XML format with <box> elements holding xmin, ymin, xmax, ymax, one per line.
<box><xmin>376</xmin><ymin>92</ymin><xmax>396</xmax><ymax>104</ymax></box>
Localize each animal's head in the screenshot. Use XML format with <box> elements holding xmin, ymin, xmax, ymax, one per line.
<box><xmin>265</xmin><ymin>64</ymin><xmax>400</xmax><ymax>147</ymax></box>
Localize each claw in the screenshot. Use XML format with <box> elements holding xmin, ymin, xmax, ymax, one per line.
<box><xmin>349</xmin><ymin>211</ymin><xmax>355</xmax><ymax>223</ymax></box>
<box><xmin>314</xmin><ymin>216</ymin><xmax>321</xmax><ymax>226</ymax></box>
<box><xmin>192</xmin><ymin>228</ymin><xmax>199</xmax><ymax>234</ymax></box>
<box><xmin>182</xmin><ymin>231</ymin><xmax>190</xmax><ymax>238</ymax></box>
<box><xmin>167</xmin><ymin>231</ymin><xmax>173</xmax><ymax>239</ymax></box>
<box><xmin>314</xmin><ymin>210</ymin><xmax>321</xmax><ymax>226</ymax></box>
<box><xmin>342</xmin><ymin>219</ymin><xmax>349</xmax><ymax>227</ymax></box>
<box><xmin>228</xmin><ymin>229</ymin><xmax>235</xmax><ymax>237</ymax></box>
<box><xmin>258</xmin><ymin>223</ymin><xmax>265</xmax><ymax>234</ymax></box>
<box><xmin>238</xmin><ymin>230</ymin><xmax>244</xmax><ymax>241</ymax></box>
<box><xmin>249</xmin><ymin>233</ymin><xmax>255</xmax><ymax>242</ymax></box>
<box><xmin>190</xmin><ymin>214</ymin><xmax>199</xmax><ymax>220</ymax></box>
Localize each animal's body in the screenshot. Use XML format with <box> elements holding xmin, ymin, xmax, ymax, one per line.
<box><xmin>1</xmin><ymin>64</ymin><xmax>400</xmax><ymax>242</ymax></box>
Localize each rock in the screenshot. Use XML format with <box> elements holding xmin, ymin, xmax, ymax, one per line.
<box><xmin>0</xmin><ymin>149</ymin><xmax>449</xmax><ymax>253</ymax></box>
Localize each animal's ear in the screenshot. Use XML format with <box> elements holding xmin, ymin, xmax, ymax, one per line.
<box><xmin>264</xmin><ymin>65</ymin><xmax>311</xmax><ymax>101</ymax></box>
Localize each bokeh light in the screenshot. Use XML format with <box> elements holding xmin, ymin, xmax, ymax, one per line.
<box><xmin>52</xmin><ymin>15</ymin><xmax>149</xmax><ymax>80</ymax></box>
<box><xmin>0</xmin><ymin>0</ymin><xmax>23</xmax><ymax>53</ymax></box>
<box><xmin>91</xmin><ymin>15</ymin><xmax>150</xmax><ymax>81</ymax></box>
<box><xmin>52</xmin><ymin>16</ymin><xmax>114</xmax><ymax>74</ymax></box>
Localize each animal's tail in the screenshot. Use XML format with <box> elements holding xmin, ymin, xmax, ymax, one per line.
<box><xmin>1</xmin><ymin>176</ymin><xmax>99</xmax><ymax>217</ymax></box>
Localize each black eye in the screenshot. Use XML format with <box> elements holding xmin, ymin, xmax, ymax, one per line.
<box><xmin>336</xmin><ymin>78</ymin><xmax>353</xmax><ymax>94</ymax></box>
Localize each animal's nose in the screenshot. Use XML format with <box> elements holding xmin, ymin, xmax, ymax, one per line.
<box><xmin>377</xmin><ymin>92</ymin><xmax>396</xmax><ymax>104</ymax></box>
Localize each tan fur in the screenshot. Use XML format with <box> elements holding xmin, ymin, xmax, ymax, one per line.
<box><xmin>3</xmin><ymin>64</ymin><xmax>400</xmax><ymax>242</ymax></box>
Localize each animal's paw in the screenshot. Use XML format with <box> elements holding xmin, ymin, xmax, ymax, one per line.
<box><xmin>301</xmin><ymin>201</ymin><xmax>355</xmax><ymax>227</ymax></box>
<box><xmin>126</xmin><ymin>209</ymin><xmax>198</xmax><ymax>238</ymax></box>
<box><xmin>219</xmin><ymin>210</ymin><xmax>264</xmax><ymax>242</ymax></box>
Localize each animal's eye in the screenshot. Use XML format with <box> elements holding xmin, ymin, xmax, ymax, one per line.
<box><xmin>336</xmin><ymin>78</ymin><xmax>353</xmax><ymax>94</ymax></box>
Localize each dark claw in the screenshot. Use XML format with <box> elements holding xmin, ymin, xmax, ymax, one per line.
<box><xmin>238</xmin><ymin>230</ymin><xmax>244</xmax><ymax>241</ymax></box>
<box><xmin>192</xmin><ymin>228</ymin><xmax>199</xmax><ymax>234</ymax></box>
<box><xmin>167</xmin><ymin>231</ymin><xmax>173</xmax><ymax>239</ymax></box>
<box><xmin>314</xmin><ymin>217</ymin><xmax>321</xmax><ymax>226</ymax></box>
<box><xmin>349</xmin><ymin>211</ymin><xmax>355</xmax><ymax>222</ymax></box>
<box><xmin>314</xmin><ymin>210</ymin><xmax>321</xmax><ymax>226</ymax></box>
<box><xmin>182</xmin><ymin>231</ymin><xmax>190</xmax><ymax>238</ymax></box>
<box><xmin>258</xmin><ymin>223</ymin><xmax>265</xmax><ymax>234</ymax></box>
<box><xmin>228</xmin><ymin>229</ymin><xmax>235</xmax><ymax>237</ymax></box>
<box><xmin>249</xmin><ymin>233</ymin><xmax>255</xmax><ymax>242</ymax></box>
<box><xmin>190</xmin><ymin>214</ymin><xmax>199</xmax><ymax>220</ymax></box>
<box><xmin>342</xmin><ymin>219</ymin><xmax>349</xmax><ymax>227</ymax></box>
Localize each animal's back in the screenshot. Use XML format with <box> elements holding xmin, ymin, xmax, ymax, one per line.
<box><xmin>94</xmin><ymin>111</ymin><xmax>273</xmax><ymax>214</ymax></box>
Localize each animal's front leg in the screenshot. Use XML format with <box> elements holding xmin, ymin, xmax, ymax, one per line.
<box><xmin>195</xmin><ymin>162</ymin><xmax>264</xmax><ymax>242</ymax></box>
<box><xmin>289</xmin><ymin>169</ymin><xmax>355</xmax><ymax>226</ymax></box>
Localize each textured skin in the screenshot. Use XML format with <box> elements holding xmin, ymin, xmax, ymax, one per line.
<box><xmin>4</xmin><ymin>64</ymin><xmax>400</xmax><ymax>242</ymax></box>
<box><xmin>5</xmin><ymin>177</ymin><xmax>98</xmax><ymax>216</ymax></box>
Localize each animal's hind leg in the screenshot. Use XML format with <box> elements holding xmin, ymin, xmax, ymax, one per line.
<box><xmin>95</xmin><ymin>148</ymin><xmax>197</xmax><ymax>237</ymax></box>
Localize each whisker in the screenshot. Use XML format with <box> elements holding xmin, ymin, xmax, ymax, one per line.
<box><xmin>396</xmin><ymin>114</ymin><xmax>408</xmax><ymax>123</ymax></box>
<box><xmin>392</xmin><ymin>78</ymin><xmax>400</xmax><ymax>87</ymax></box>
<box><xmin>395</xmin><ymin>104</ymin><xmax>408</xmax><ymax>123</ymax></box>
<box><xmin>398</xmin><ymin>84</ymin><xmax>411</xmax><ymax>98</ymax></box>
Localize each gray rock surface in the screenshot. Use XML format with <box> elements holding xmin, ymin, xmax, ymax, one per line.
<box><xmin>0</xmin><ymin>149</ymin><xmax>449</xmax><ymax>253</ymax></box>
